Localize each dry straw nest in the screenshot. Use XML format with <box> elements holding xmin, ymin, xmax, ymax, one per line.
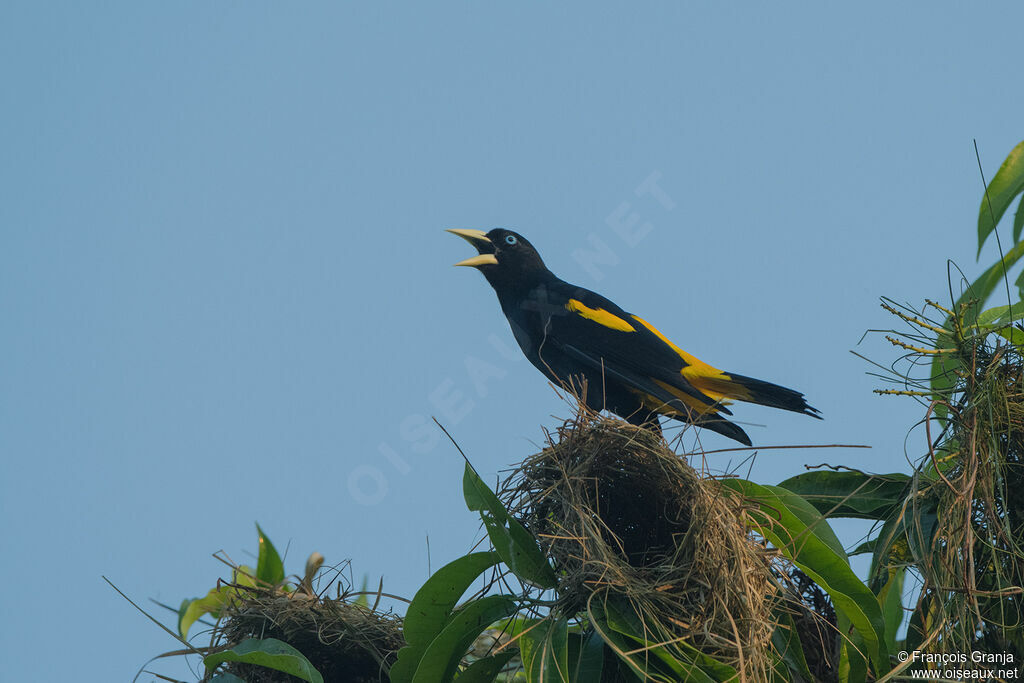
<box><xmin>205</xmin><ymin>585</ymin><xmax>403</xmax><ymax>683</ymax></box>
<box><xmin>922</xmin><ymin>336</ymin><xmax>1024</xmax><ymax>655</ymax></box>
<box><xmin>502</xmin><ymin>409</ymin><xmax>779</xmax><ymax>679</ymax></box>
<box><xmin>881</xmin><ymin>299</ymin><xmax>1024</xmax><ymax>658</ymax></box>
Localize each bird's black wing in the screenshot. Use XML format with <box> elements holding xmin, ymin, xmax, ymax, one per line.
<box><xmin>538</xmin><ymin>281</ymin><xmax>731</xmax><ymax>415</ymax></box>
<box><xmin>541</xmin><ymin>280</ymin><xmax>819</xmax><ymax>422</ymax></box>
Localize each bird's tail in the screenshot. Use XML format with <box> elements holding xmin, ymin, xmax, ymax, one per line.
<box><xmin>698</xmin><ymin>371</ymin><xmax>822</xmax><ymax>419</ymax></box>
<box><xmin>695</xmin><ymin>414</ymin><xmax>753</xmax><ymax>446</ymax></box>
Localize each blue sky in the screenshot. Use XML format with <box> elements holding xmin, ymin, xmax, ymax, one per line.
<box><xmin>2</xmin><ymin>3</ymin><xmax>1023</xmax><ymax>680</ymax></box>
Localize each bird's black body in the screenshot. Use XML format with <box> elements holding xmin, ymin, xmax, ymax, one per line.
<box><xmin>448</xmin><ymin>228</ymin><xmax>820</xmax><ymax>445</ymax></box>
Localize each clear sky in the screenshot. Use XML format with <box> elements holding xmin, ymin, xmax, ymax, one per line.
<box><xmin>3</xmin><ymin>3</ymin><xmax>1023</xmax><ymax>681</ymax></box>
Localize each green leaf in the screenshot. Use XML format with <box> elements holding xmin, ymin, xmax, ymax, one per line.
<box><xmin>995</xmin><ymin>325</ymin><xmax>1024</xmax><ymax>346</ymax></box>
<box><xmin>411</xmin><ymin>595</ymin><xmax>519</xmax><ymax>683</ymax></box>
<box><xmin>956</xmin><ymin>239</ymin><xmax>1024</xmax><ymax>329</ymax></box>
<box><xmin>589</xmin><ymin>598</ymin><xmax>702</xmax><ymax>683</ymax></box>
<box><xmin>838</xmin><ymin>630</ymin><xmax>868</xmax><ymax>683</ymax></box>
<box><xmin>978</xmin><ymin>140</ymin><xmax>1024</xmax><ymax>256</ymax></box>
<box><xmin>354</xmin><ymin>576</ymin><xmax>370</xmax><ymax>608</ymax></box>
<box><xmin>179</xmin><ymin>585</ymin><xmax>233</xmax><ymax>638</ymax></box>
<box><xmin>403</xmin><ymin>552</ymin><xmax>500</xmax><ymax>645</ymax></box>
<box><xmin>975</xmin><ymin>303</ymin><xmax>1024</xmax><ymax>329</ymax></box>
<box><xmin>764</xmin><ymin>484</ymin><xmax>847</xmax><ymax>558</ymax></box>
<box><xmin>569</xmin><ymin>630</ymin><xmax>605</xmax><ymax>683</ymax></box>
<box><xmin>850</xmin><ymin>538</ymin><xmax>876</xmax><ymax>556</ymax></box>
<box><xmin>901</xmin><ymin>500</ymin><xmax>938</xmax><ymax>564</ymax></box>
<box><xmin>777</xmin><ymin>471</ymin><xmax>910</xmax><ymax>520</ymax></box>
<box><xmin>520</xmin><ymin>617</ymin><xmax>570</xmax><ymax>683</ymax></box>
<box><xmin>463</xmin><ymin>463</ymin><xmax>557</xmax><ymax>589</ymax></box>
<box><xmin>771</xmin><ymin>610</ymin><xmax>813</xmax><ymax>683</ymax></box>
<box><xmin>877</xmin><ymin>566</ymin><xmax>906</xmax><ymax>653</ymax></box>
<box><xmin>255</xmin><ymin>523</ymin><xmax>285</xmax><ymax>585</ymax></box>
<box><xmin>867</xmin><ymin>513</ymin><xmax>902</xmax><ymax>591</ymax></box>
<box><xmin>204</xmin><ymin>637</ymin><xmax>323</xmax><ymax>683</ymax></box>
<box><xmin>233</xmin><ymin>565</ymin><xmax>259</xmax><ymax>588</ymax></box>
<box><xmin>180</xmin><ymin>563</ymin><xmax>266</xmax><ymax>639</ymax></box>
<box><xmin>392</xmin><ymin>551</ymin><xmax>500</xmax><ymax>683</ymax></box>
<box><xmin>722</xmin><ymin>479</ymin><xmax>890</xmax><ymax>675</ymax></box>
<box><xmin>454</xmin><ymin>652</ymin><xmax>517</xmax><ymax>683</ymax></box>
<box><xmin>600</xmin><ymin>596</ymin><xmax>738</xmax><ymax>682</ymax></box>
<box><xmin>208</xmin><ymin>675</ymin><xmax>247</xmax><ymax>683</ymax></box>
<box><xmin>1014</xmin><ymin>194</ymin><xmax>1024</xmax><ymax>244</ymax></box>
<box><xmin>931</xmin><ymin>237</ymin><xmax>1024</xmax><ymax>405</ymax></box>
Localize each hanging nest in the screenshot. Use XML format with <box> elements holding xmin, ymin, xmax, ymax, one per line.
<box><xmin>881</xmin><ymin>298</ymin><xmax>1024</xmax><ymax>658</ymax></box>
<box><xmin>502</xmin><ymin>408</ymin><xmax>778</xmax><ymax>680</ymax></box>
<box><xmin>919</xmin><ymin>323</ymin><xmax>1024</xmax><ymax>656</ymax></box>
<box><xmin>204</xmin><ymin>584</ymin><xmax>404</xmax><ymax>683</ymax></box>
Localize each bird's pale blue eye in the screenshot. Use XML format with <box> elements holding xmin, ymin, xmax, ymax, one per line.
<box><xmin>505</xmin><ymin>235</ymin><xmax>518</xmax><ymax>245</ymax></box>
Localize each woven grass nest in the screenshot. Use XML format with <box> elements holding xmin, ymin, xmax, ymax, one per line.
<box><xmin>502</xmin><ymin>409</ymin><xmax>779</xmax><ymax>679</ymax></box>
<box><xmin>205</xmin><ymin>585</ymin><xmax>403</xmax><ymax>682</ymax></box>
<box><xmin>923</xmin><ymin>337</ymin><xmax>1024</xmax><ymax>654</ymax></box>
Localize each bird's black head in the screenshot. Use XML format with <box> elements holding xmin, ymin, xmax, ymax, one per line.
<box><xmin>447</xmin><ymin>228</ymin><xmax>550</xmax><ymax>292</ymax></box>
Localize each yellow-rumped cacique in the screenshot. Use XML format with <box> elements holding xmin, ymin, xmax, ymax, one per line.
<box><xmin>447</xmin><ymin>228</ymin><xmax>821</xmax><ymax>446</ymax></box>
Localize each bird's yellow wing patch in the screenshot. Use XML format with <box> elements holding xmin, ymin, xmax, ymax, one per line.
<box><xmin>630</xmin><ymin>388</ymin><xmax>718</xmax><ymax>420</ymax></box>
<box><xmin>652</xmin><ymin>379</ymin><xmax>728</xmax><ymax>411</ymax></box>
<box><xmin>566</xmin><ymin>299</ymin><xmax>636</xmax><ymax>332</ymax></box>
<box><xmin>631</xmin><ymin>315</ymin><xmax>753</xmax><ymax>402</ymax></box>
<box><xmin>631</xmin><ymin>315</ymin><xmax>717</xmax><ymax>371</ymax></box>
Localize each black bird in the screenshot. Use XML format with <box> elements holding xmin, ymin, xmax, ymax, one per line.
<box><xmin>447</xmin><ymin>228</ymin><xmax>820</xmax><ymax>445</ymax></box>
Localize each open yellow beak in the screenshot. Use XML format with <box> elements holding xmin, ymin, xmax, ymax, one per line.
<box><xmin>453</xmin><ymin>253</ymin><xmax>499</xmax><ymax>267</ymax></box>
<box><xmin>446</xmin><ymin>229</ymin><xmax>498</xmax><ymax>267</ymax></box>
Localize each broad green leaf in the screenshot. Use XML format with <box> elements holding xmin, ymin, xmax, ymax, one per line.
<box><xmin>975</xmin><ymin>303</ymin><xmax>1024</xmax><ymax>328</ymax></box>
<box><xmin>764</xmin><ymin>484</ymin><xmax>846</xmax><ymax>558</ymax></box>
<box><xmin>722</xmin><ymin>479</ymin><xmax>889</xmax><ymax>675</ymax></box>
<box><xmin>569</xmin><ymin>630</ymin><xmax>605</xmax><ymax>683</ymax></box>
<box><xmin>454</xmin><ymin>652</ymin><xmax>517</xmax><ymax>682</ymax></box>
<box><xmin>901</xmin><ymin>500</ymin><xmax>938</xmax><ymax>564</ymax></box>
<box><xmin>838</xmin><ymin>631</ymin><xmax>868</xmax><ymax>683</ymax></box>
<box><xmin>877</xmin><ymin>567</ymin><xmax>906</xmax><ymax>653</ymax></box>
<box><xmin>208</xmin><ymin>675</ymin><xmax>247</xmax><ymax>683</ymax></box>
<box><xmin>995</xmin><ymin>325</ymin><xmax>1024</xmax><ymax>346</ymax></box>
<box><xmin>837</xmin><ymin>602</ymin><xmax>870</xmax><ymax>683</ymax></box>
<box><xmin>771</xmin><ymin>610</ymin><xmax>812</xmax><ymax>683</ymax></box>
<box><xmin>976</xmin><ymin>303</ymin><xmax>1024</xmax><ymax>346</ymax></box>
<box><xmin>463</xmin><ymin>463</ymin><xmax>558</xmax><ymax>589</ymax></box>
<box><xmin>255</xmin><ymin>523</ymin><xmax>285</xmax><ymax>585</ymax></box>
<box><xmin>595</xmin><ymin>597</ymin><xmax>737</xmax><ymax>682</ymax></box>
<box><xmin>180</xmin><ymin>563</ymin><xmax>266</xmax><ymax>638</ymax></box>
<box><xmin>588</xmin><ymin>599</ymin><xmax>701</xmax><ymax>683</ymax></box>
<box><xmin>931</xmin><ymin>237</ymin><xmax>1024</xmax><ymax>408</ymax></box>
<box><xmin>412</xmin><ymin>595</ymin><xmax>519</xmax><ymax>683</ymax></box>
<box><xmin>520</xmin><ymin>616</ymin><xmax>570</xmax><ymax>682</ymax></box>
<box><xmin>1014</xmin><ymin>194</ymin><xmax>1024</xmax><ymax>244</ymax></box>
<box><xmin>404</xmin><ymin>552</ymin><xmax>499</xmax><ymax>645</ymax></box>
<box><xmin>391</xmin><ymin>551</ymin><xmax>500</xmax><ymax>683</ymax></box>
<box><xmin>203</xmin><ymin>637</ymin><xmax>323</xmax><ymax>683</ymax></box>
<box><xmin>777</xmin><ymin>471</ymin><xmax>910</xmax><ymax>520</ymax></box>
<box><xmin>850</xmin><ymin>538</ymin><xmax>876</xmax><ymax>556</ymax></box>
<box><xmin>179</xmin><ymin>585</ymin><xmax>234</xmax><ymax>638</ymax></box>
<box><xmin>233</xmin><ymin>565</ymin><xmax>259</xmax><ymax>588</ymax></box>
<box><xmin>978</xmin><ymin>140</ymin><xmax>1024</xmax><ymax>256</ymax></box>
<box><xmin>867</xmin><ymin>513</ymin><xmax>902</xmax><ymax>591</ymax></box>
